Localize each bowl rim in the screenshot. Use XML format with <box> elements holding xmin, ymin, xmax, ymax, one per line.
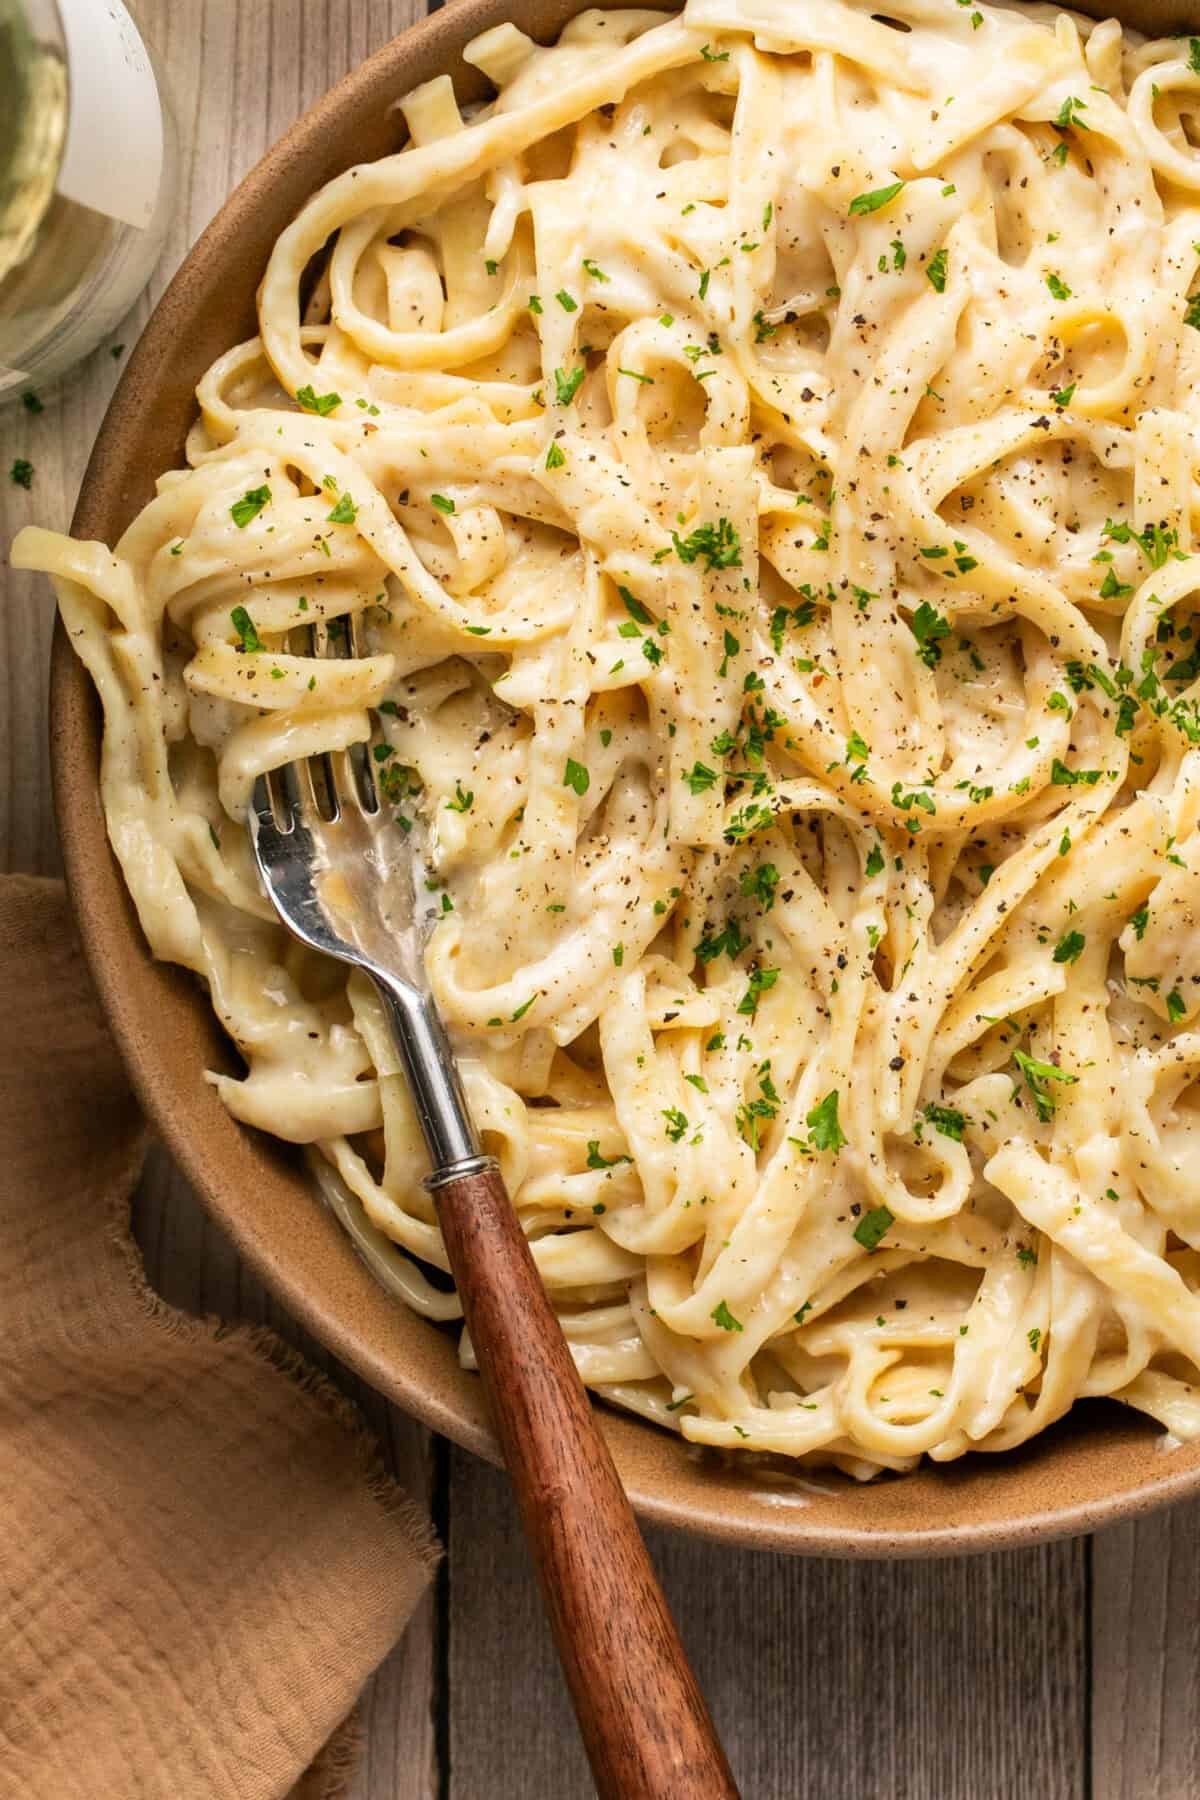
<box><xmin>50</xmin><ymin>0</ymin><xmax>1200</xmax><ymax>1558</ymax></box>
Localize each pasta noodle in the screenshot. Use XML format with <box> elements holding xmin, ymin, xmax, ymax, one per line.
<box><xmin>18</xmin><ymin>0</ymin><xmax>1200</xmax><ymax>1477</ymax></box>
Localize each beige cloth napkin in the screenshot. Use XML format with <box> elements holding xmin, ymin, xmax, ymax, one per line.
<box><xmin>0</xmin><ymin>875</ymin><xmax>440</xmax><ymax>1800</ymax></box>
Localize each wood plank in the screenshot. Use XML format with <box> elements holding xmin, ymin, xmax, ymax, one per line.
<box><xmin>1092</xmin><ymin>1507</ymin><xmax>1200</xmax><ymax>1799</ymax></box>
<box><xmin>449</xmin><ymin>1447</ymin><xmax>1088</xmax><ymax>1800</ymax></box>
<box><xmin>133</xmin><ymin>1148</ymin><xmax>439</xmax><ymax>1800</ymax></box>
<box><xmin>0</xmin><ymin>5</ymin><xmax>439</xmax><ymax>1797</ymax></box>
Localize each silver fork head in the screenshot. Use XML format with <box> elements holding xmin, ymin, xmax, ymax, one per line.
<box><xmin>245</xmin><ymin>613</ymin><xmax>483</xmax><ymax>1176</ymax></box>
<box><xmin>247</xmin><ymin>617</ymin><xmax>426</xmax><ymax>991</ymax></box>
<box><xmin>249</xmin><ymin>760</ymin><xmax>426</xmax><ymax>987</ymax></box>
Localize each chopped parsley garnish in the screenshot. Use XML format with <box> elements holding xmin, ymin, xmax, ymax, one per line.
<box><xmin>712</xmin><ymin>1299</ymin><xmax>743</xmax><ymax>1331</ymax></box>
<box><xmin>326</xmin><ymin>491</ymin><xmax>357</xmax><ymax>525</ymax></box>
<box><xmin>853</xmin><ymin>1205</ymin><xmax>894</xmax><ymax>1251</ymax></box>
<box><xmin>1051</xmin><ymin>383</ymin><xmax>1076</xmax><ymax>408</ymax></box>
<box><xmin>1055</xmin><ymin>94</ymin><xmax>1089</xmax><ymax>130</ymax></box>
<box><xmin>807</xmin><ymin>1089</ymin><xmax>847</xmax><ymax>1155</ymax></box>
<box><xmin>446</xmin><ymin>782</ymin><xmax>474</xmax><ymax>813</ymax></box>
<box><xmin>923</xmin><ymin>1102</ymin><xmax>966</xmax><ymax>1141</ymax></box>
<box><xmin>296</xmin><ymin>384</ymin><xmax>341</xmax><ymax>415</ymax></box>
<box><xmin>663</xmin><ymin>1107</ymin><xmax>690</xmax><ymax>1142</ymax></box>
<box><xmin>1013</xmin><ymin>1048</ymin><xmax>1078</xmax><ymax>1121</ymax></box>
<box><xmin>1129</xmin><ymin>905</ymin><xmax>1149</xmax><ymax>940</ymax></box>
<box><xmin>563</xmin><ymin>757</ymin><xmax>590</xmax><ymax>796</ymax></box>
<box><xmin>866</xmin><ymin>840</ymin><xmax>885</xmax><ymax>879</ymax></box>
<box><xmin>587</xmin><ymin>1141</ymin><xmax>631</xmax><ymax>1169</ymax></box>
<box><xmin>555</xmin><ymin>289</ymin><xmax>578</xmax><ymax>312</ymax></box>
<box><xmin>1052</xmin><ymin>929</ymin><xmax>1086</xmax><ymax>964</ymax></box>
<box><xmin>545</xmin><ymin>441</ymin><xmax>566</xmax><ymax>470</ymax></box>
<box><xmin>1046</xmin><ymin>272</ymin><xmax>1072</xmax><ymax>300</ymax></box>
<box><xmin>909</xmin><ymin>601</ymin><xmax>952</xmax><ymax>667</ymax></box>
<box><xmin>554</xmin><ymin>364</ymin><xmax>585</xmax><ymax>405</ymax></box>
<box><xmin>431</xmin><ymin>493</ymin><xmax>455</xmax><ymax>514</ymax></box>
<box><xmin>230</xmin><ymin>605</ymin><xmax>264</xmax><ymax>653</ymax></box>
<box><xmin>1167</xmin><ymin>988</ymin><xmax>1186</xmax><ymax>1023</ymax></box>
<box><xmin>671</xmin><ymin>517</ymin><xmax>742</xmax><ymax>570</ymax></box>
<box><xmin>510</xmin><ymin>995</ymin><xmax>537</xmax><ymax>1022</ymax></box>
<box><xmin>684</xmin><ymin>761</ymin><xmax>719</xmax><ymax>793</ymax></box>
<box><xmin>697</xmin><ymin>923</ymin><xmax>749</xmax><ymax>969</ymax></box>
<box><xmin>230</xmin><ymin>485</ymin><xmax>269</xmax><ymax>527</ymax></box>
<box><xmin>699</xmin><ymin>42</ymin><xmax>729</xmax><ymax>60</ymax></box>
<box><xmin>582</xmin><ymin>259</ymin><xmax>609</xmax><ymax>282</ymax></box>
<box><xmin>619</xmin><ymin>586</ymin><xmax>653</xmax><ymax>627</ymax></box>
<box><xmin>1050</xmin><ymin>759</ymin><xmax>1102</xmax><ymax>787</ymax></box>
<box><xmin>736</xmin><ymin>966</ymin><xmax>779</xmax><ymax>1016</ymax></box>
<box><xmin>925</xmin><ymin>247</ymin><xmax>949</xmax><ymax>293</ymax></box>
<box><xmin>740</xmin><ymin>862</ymin><xmax>779</xmax><ymax>910</ymax></box>
<box><xmin>848</xmin><ymin>180</ymin><xmax>906</xmax><ymax>216</ymax></box>
<box><xmin>1102</xmin><ymin>516</ymin><xmax>1182</xmax><ymax>569</ymax></box>
<box><xmin>1017</xmin><ymin>1246</ymin><xmax>1038</xmax><ymax>1268</ymax></box>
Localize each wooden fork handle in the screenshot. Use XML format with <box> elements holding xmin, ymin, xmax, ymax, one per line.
<box><xmin>431</xmin><ymin>1160</ymin><xmax>739</xmax><ymax>1800</ymax></box>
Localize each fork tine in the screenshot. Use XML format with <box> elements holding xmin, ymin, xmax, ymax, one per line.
<box><xmin>251</xmin><ymin>773</ymin><xmax>287</xmax><ymax>839</ymax></box>
<box><xmin>315</xmin><ymin>611</ymin><xmax>379</xmax><ymax>814</ymax></box>
<box><xmin>279</xmin><ymin>756</ymin><xmax>319</xmax><ymax>825</ymax></box>
<box><xmin>309</xmin><ymin>619</ymin><xmax>341</xmax><ymax>820</ymax></box>
<box><xmin>345</xmin><ymin>610</ymin><xmax>380</xmax><ymax>813</ymax></box>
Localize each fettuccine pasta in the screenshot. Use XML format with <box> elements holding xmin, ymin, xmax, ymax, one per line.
<box><xmin>18</xmin><ymin>0</ymin><xmax>1200</xmax><ymax>1476</ymax></box>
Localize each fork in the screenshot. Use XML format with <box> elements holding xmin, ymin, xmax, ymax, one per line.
<box><xmin>248</xmin><ymin>627</ymin><xmax>738</xmax><ymax>1800</ymax></box>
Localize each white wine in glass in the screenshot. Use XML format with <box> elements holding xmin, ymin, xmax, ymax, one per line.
<box><xmin>0</xmin><ymin>0</ymin><xmax>174</xmax><ymax>401</ymax></box>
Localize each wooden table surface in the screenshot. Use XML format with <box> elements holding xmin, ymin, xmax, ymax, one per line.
<box><xmin>2</xmin><ymin>3</ymin><xmax>1197</xmax><ymax>1795</ymax></box>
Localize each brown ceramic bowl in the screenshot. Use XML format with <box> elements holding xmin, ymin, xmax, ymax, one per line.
<box><xmin>52</xmin><ymin>0</ymin><xmax>1200</xmax><ymax>1556</ymax></box>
